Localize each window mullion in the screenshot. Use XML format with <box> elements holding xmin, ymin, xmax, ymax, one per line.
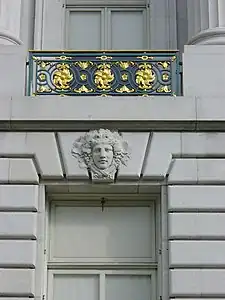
<box><xmin>100</xmin><ymin>272</ymin><xmax>106</xmax><ymax>300</ymax></box>
<box><xmin>146</xmin><ymin>0</ymin><xmax>151</xmax><ymax>48</ymax></box>
<box><xmin>104</xmin><ymin>7</ymin><xmax>108</xmax><ymax>50</ymax></box>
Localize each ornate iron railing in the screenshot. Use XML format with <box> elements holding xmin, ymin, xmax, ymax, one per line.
<box><xmin>28</xmin><ymin>50</ymin><xmax>181</xmax><ymax>97</ymax></box>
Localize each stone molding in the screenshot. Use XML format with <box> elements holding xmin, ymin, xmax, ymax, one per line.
<box><xmin>187</xmin><ymin>0</ymin><xmax>225</xmax><ymax>45</ymax></box>
<box><xmin>2</xmin><ymin>96</ymin><xmax>225</xmax><ymax>131</ymax></box>
<box><xmin>1</xmin><ymin>132</ymin><xmax>225</xmax><ymax>183</ymax></box>
<box><xmin>0</xmin><ymin>132</ymin><xmax>63</xmax><ymax>179</ymax></box>
<box><xmin>0</xmin><ymin>28</ymin><xmax>23</xmax><ymax>45</ymax></box>
<box><xmin>188</xmin><ymin>27</ymin><xmax>225</xmax><ymax>45</ymax></box>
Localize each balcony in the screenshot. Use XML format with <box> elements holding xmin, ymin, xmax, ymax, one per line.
<box><xmin>28</xmin><ymin>50</ymin><xmax>181</xmax><ymax>97</ymax></box>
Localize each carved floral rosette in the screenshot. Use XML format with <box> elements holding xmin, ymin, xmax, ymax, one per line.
<box><xmin>71</xmin><ymin>129</ymin><xmax>130</xmax><ymax>182</ymax></box>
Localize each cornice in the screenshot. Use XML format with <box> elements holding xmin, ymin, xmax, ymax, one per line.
<box><xmin>0</xmin><ymin>95</ymin><xmax>225</xmax><ymax>131</ymax></box>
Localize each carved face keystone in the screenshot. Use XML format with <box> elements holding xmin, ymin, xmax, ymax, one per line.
<box><xmin>92</xmin><ymin>143</ymin><xmax>113</xmax><ymax>169</ymax></box>
<box><xmin>71</xmin><ymin>129</ymin><xmax>130</xmax><ymax>182</ymax></box>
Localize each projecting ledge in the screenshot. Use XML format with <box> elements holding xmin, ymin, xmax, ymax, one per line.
<box><xmin>10</xmin><ymin>95</ymin><xmax>195</xmax><ymax>121</ymax></box>
<box><xmin>0</xmin><ymin>95</ymin><xmax>225</xmax><ymax>131</ymax></box>
<box><xmin>0</xmin><ymin>95</ymin><xmax>197</xmax><ymax>130</ymax></box>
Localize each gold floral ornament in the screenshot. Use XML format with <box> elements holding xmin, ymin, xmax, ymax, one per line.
<box><xmin>117</xmin><ymin>61</ymin><xmax>134</xmax><ymax>69</ymax></box>
<box><xmin>162</xmin><ymin>73</ymin><xmax>169</xmax><ymax>81</ymax></box>
<box><xmin>53</xmin><ymin>63</ymin><xmax>73</xmax><ymax>90</ymax></box>
<box><xmin>75</xmin><ymin>61</ymin><xmax>93</xmax><ymax>69</ymax></box>
<box><xmin>116</xmin><ymin>85</ymin><xmax>135</xmax><ymax>93</ymax></box>
<box><xmin>157</xmin><ymin>85</ymin><xmax>171</xmax><ymax>93</ymax></box>
<box><xmin>158</xmin><ymin>61</ymin><xmax>170</xmax><ymax>69</ymax></box>
<box><xmin>37</xmin><ymin>85</ymin><xmax>51</xmax><ymax>93</ymax></box>
<box><xmin>80</xmin><ymin>74</ymin><xmax>87</xmax><ymax>81</ymax></box>
<box><xmin>38</xmin><ymin>73</ymin><xmax>46</xmax><ymax>81</ymax></box>
<box><xmin>121</xmin><ymin>73</ymin><xmax>128</xmax><ymax>81</ymax></box>
<box><xmin>135</xmin><ymin>63</ymin><xmax>156</xmax><ymax>90</ymax></box>
<box><xmin>74</xmin><ymin>85</ymin><xmax>93</xmax><ymax>93</ymax></box>
<box><xmin>94</xmin><ymin>63</ymin><xmax>114</xmax><ymax>90</ymax></box>
<box><xmin>37</xmin><ymin>60</ymin><xmax>51</xmax><ymax>69</ymax></box>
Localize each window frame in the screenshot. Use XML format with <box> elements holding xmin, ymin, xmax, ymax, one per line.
<box><xmin>48</xmin><ymin>199</ymin><xmax>157</xmax><ymax>264</ymax></box>
<box><xmin>65</xmin><ymin>7</ymin><xmax>105</xmax><ymax>49</ymax></box>
<box><xmin>47</xmin><ymin>269</ymin><xmax>157</xmax><ymax>300</ymax></box>
<box><xmin>106</xmin><ymin>7</ymin><xmax>149</xmax><ymax>49</ymax></box>
<box><xmin>45</xmin><ymin>194</ymin><xmax>161</xmax><ymax>300</ymax></box>
<box><xmin>64</xmin><ymin>4</ymin><xmax>150</xmax><ymax>50</ymax></box>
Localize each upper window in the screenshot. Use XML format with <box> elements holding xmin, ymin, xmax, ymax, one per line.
<box><xmin>65</xmin><ymin>0</ymin><xmax>150</xmax><ymax>50</ymax></box>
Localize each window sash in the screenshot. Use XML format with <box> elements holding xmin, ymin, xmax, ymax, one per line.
<box><xmin>65</xmin><ymin>7</ymin><xmax>105</xmax><ymax>49</ymax></box>
<box><xmin>48</xmin><ymin>200</ymin><xmax>156</xmax><ymax>265</ymax></box>
<box><xmin>66</xmin><ymin>0</ymin><xmax>148</xmax><ymax>7</ymax></box>
<box><xmin>65</xmin><ymin>5</ymin><xmax>150</xmax><ymax>49</ymax></box>
<box><xmin>47</xmin><ymin>269</ymin><xmax>157</xmax><ymax>300</ymax></box>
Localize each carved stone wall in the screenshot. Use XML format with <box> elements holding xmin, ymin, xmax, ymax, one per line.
<box><xmin>1</xmin><ymin>130</ymin><xmax>225</xmax><ymax>299</ymax></box>
<box><xmin>0</xmin><ymin>0</ymin><xmax>35</xmax><ymax>49</ymax></box>
<box><xmin>2</xmin><ymin>131</ymin><xmax>225</xmax><ymax>183</ymax></box>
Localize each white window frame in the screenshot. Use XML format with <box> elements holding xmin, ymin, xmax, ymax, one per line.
<box><xmin>45</xmin><ymin>194</ymin><xmax>161</xmax><ymax>300</ymax></box>
<box><xmin>65</xmin><ymin>5</ymin><xmax>149</xmax><ymax>50</ymax></box>
<box><xmin>36</xmin><ymin>0</ymin><xmax>177</xmax><ymax>50</ymax></box>
<box><xmin>47</xmin><ymin>269</ymin><xmax>157</xmax><ymax>300</ymax></box>
<box><xmin>66</xmin><ymin>0</ymin><xmax>147</xmax><ymax>6</ymax></box>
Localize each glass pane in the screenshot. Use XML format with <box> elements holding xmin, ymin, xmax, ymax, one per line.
<box><xmin>53</xmin><ymin>274</ymin><xmax>99</xmax><ymax>300</ymax></box>
<box><xmin>106</xmin><ymin>275</ymin><xmax>151</xmax><ymax>300</ymax></box>
<box><xmin>110</xmin><ymin>10</ymin><xmax>145</xmax><ymax>49</ymax></box>
<box><xmin>53</xmin><ymin>206</ymin><xmax>153</xmax><ymax>261</ymax></box>
<box><xmin>68</xmin><ymin>11</ymin><xmax>102</xmax><ymax>50</ymax></box>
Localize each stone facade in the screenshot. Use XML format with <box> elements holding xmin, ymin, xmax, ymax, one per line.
<box><xmin>1</xmin><ymin>1</ymin><xmax>225</xmax><ymax>300</ymax></box>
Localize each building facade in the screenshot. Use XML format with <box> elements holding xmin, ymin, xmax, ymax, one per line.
<box><xmin>1</xmin><ymin>1</ymin><xmax>225</xmax><ymax>300</ymax></box>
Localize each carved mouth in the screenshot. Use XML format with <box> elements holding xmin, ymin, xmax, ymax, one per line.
<box><xmin>99</xmin><ymin>160</ymin><xmax>107</xmax><ymax>164</ymax></box>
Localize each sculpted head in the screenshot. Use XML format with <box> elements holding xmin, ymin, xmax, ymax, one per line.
<box><xmin>71</xmin><ymin>129</ymin><xmax>130</xmax><ymax>180</ymax></box>
<box><xmin>92</xmin><ymin>143</ymin><xmax>113</xmax><ymax>169</ymax></box>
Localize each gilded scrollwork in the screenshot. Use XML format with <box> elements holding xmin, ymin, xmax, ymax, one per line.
<box><xmin>158</xmin><ymin>61</ymin><xmax>170</xmax><ymax>69</ymax></box>
<box><xmin>53</xmin><ymin>63</ymin><xmax>73</xmax><ymax>90</ymax></box>
<box><xmin>117</xmin><ymin>61</ymin><xmax>134</xmax><ymax>69</ymax></box>
<box><xmin>116</xmin><ymin>85</ymin><xmax>135</xmax><ymax>93</ymax></box>
<box><xmin>29</xmin><ymin>51</ymin><xmax>179</xmax><ymax>96</ymax></box>
<box><xmin>137</xmin><ymin>55</ymin><xmax>154</xmax><ymax>60</ymax></box>
<box><xmin>75</xmin><ymin>61</ymin><xmax>93</xmax><ymax>69</ymax></box>
<box><xmin>74</xmin><ymin>85</ymin><xmax>93</xmax><ymax>93</ymax></box>
<box><xmin>37</xmin><ymin>61</ymin><xmax>51</xmax><ymax>69</ymax></box>
<box><xmin>96</xmin><ymin>55</ymin><xmax>113</xmax><ymax>61</ymax></box>
<box><xmin>135</xmin><ymin>63</ymin><xmax>155</xmax><ymax>90</ymax></box>
<box><xmin>157</xmin><ymin>85</ymin><xmax>171</xmax><ymax>93</ymax></box>
<box><xmin>37</xmin><ymin>85</ymin><xmax>51</xmax><ymax>93</ymax></box>
<box><xmin>57</xmin><ymin>56</ymin><xmax>72</xmax><ymax>60</ymax></box>
<box><xmin>94</xmin><ymin>63</ymin><xmax>114</xmax><ymax>90</ymax></box>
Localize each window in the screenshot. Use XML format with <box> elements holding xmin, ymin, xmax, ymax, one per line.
<box><xmin>47</xmin><ymin>197</ymin><xmax>160</xmax><ymax>300</ymax></box>
<box><xmin>65</xmin><ymin>0</ymin><xmax>150</xmax><ymax>50</ymax></box>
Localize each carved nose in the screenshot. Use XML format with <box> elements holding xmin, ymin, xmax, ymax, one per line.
<box><xmin>100</xmin><ymin>149</ymin><xmax>106</xmax><ymax>157</ymax></box>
